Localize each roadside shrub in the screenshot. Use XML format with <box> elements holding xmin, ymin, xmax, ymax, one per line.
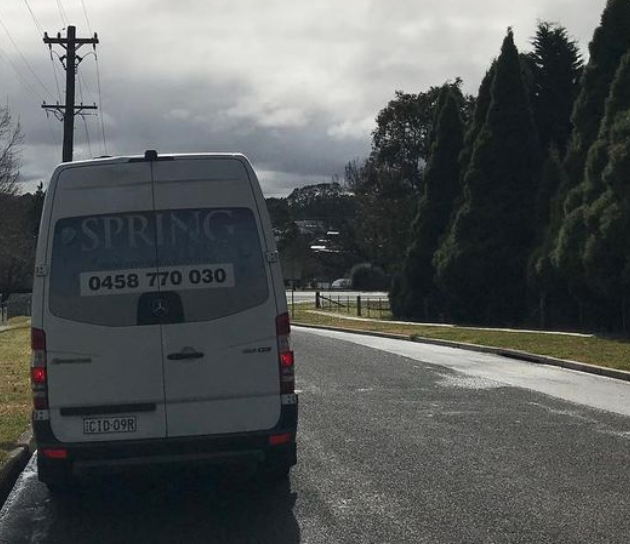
<box><xmin>350</xmin><ymin>263</ymin><xmax>389</xmax><ymax>291</ymax></box>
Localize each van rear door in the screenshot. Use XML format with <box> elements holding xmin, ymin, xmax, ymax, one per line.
<box><xmin>44</xmin><ymin>162</ymin><xmax>167</xmax><ymax>443</ymax></box>
<box><xmin>152</xmin><ymin>157</ymin><xmax>281</xmax><ymax>437</ymax></box>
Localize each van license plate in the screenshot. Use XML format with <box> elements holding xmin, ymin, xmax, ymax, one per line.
<box><xmin>83</xmin><ymin>416</ymin><xmax>137</xmax><ymax>435</ymax></box>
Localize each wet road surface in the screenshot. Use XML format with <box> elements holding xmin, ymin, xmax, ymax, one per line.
<box><xmin>2</xmin><ymin>328</ymin><xmax>630</xmax><ymax>543</ymax></box>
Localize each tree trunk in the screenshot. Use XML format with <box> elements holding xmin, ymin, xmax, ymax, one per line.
<box><xmin>539</xmin><ymin>292</ymin><xmax>547</xmax><ymax>330</ymax></box>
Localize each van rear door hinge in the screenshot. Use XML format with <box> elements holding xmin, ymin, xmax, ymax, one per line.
<box><xmin>35</xmin><ymin>264</ymin><xmax>48</xmax><ymax>277</ymax></box>
<box><xmin>266</xmin><ymin>251</ymin><xmax>279</xmax><ymax>264</ymax></box>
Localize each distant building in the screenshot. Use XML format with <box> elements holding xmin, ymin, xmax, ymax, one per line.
<box><xmin>294</xmin><ymin>220</ymin><xmax>326</xmax><ymax>237</ymax></box>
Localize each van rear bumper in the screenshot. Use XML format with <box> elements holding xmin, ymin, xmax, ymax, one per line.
<box><xmin>34</xmin><ymin>404</ymin><xmax>297</xmax><ymax>479</ymax></box>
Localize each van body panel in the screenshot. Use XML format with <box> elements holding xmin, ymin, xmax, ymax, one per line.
<box><xmin>32</xmin><ymin>153</ymin><xmax>296</xmax><ymax>478</ymax></box>
<box><xmin>42</xmin><ymin>161</ymin><xmax>167</xmax><ymax>443</ymax></box>
<box><xmin>152</xmin><ymin>157</ymin><xmax>281</xmax><ymax>437</ymax></box>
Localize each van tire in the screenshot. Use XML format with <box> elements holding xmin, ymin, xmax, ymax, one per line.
<box><xmin>45</xmin><ymin>482</ymin><xmax>74</xmax><ymax>496</ymax></box>
<box><xmin>260</xmin><ymin>462</ymin><xmax>291</xmax><ymax>482</ymax></box>
<box><xmin>37</xmin><ymin>456</ymin><xmax>74</xmax><ymax>490</ymax></box>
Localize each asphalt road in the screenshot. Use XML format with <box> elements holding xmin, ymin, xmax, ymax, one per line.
<box><xmin>2</xmin><ymin>328</ymin><xmax>630</xmax><ymax>543</ymax></box>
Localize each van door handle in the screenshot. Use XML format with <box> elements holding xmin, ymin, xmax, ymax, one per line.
<box><xmin>167</xmin><ymin>348</ymin><xmax>204</xmax><ymax>361</ymax></box>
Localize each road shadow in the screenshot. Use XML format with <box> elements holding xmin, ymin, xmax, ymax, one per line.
<box><xmin>45</xmin><ymin>466</ymin><xmax>300</xmax><ymax>544</ymax></box>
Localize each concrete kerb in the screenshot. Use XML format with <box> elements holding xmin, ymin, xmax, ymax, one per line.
<box><xmin>0</xmin><ymin>428</ymin><xmax>35</xmax><ymax>509</ymax></box>
<box><xmin>293</xmin><ymin>322</ymin><xmax>630</xmax><ymax>384</ymax></box>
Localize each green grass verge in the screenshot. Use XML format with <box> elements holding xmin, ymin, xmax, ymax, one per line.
<box><xmin>0</xmin><ymin>319</ymin><xmax>31</xmax><ymax>466</ymax></box>
<box><xmin>291</xmin><ymin>305</ymin><xmax>630</xmax><ymax>373</ymax></box>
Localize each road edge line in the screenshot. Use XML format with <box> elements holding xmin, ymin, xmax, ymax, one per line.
<box><xmin>293</xmin><ymin>322</ymin><xmax>630</xmax><ymax>383</ymax></box>
<box><xmin>0</xmin><ymin>428</ymin><xmax>35</xmax><ymax>510</ymax></box>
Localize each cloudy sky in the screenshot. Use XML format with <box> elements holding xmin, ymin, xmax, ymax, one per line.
<box><xmin>0</xmin><ymin>0</ymin><xmax>608</xmax><ymax>196</ymax></box>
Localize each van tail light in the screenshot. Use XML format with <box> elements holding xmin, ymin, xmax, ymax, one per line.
<box><xmin>268</xmin><ymin>433</ymin><xmax>292</xmax><ymax>446</ymax></box>
<box><xmin>42</xmin><ymin>448</ymin><xmax>67</xmax><ymax>460</ymax></box>
<box><xmin>31</xmin><ymin>328</ymin><xmax>49</xmax><ymax>410</ymax></box>
<box><xmin>276</xmin><ymin>313</ymin><xmax>294</xmax><ymax>394</ymax></box>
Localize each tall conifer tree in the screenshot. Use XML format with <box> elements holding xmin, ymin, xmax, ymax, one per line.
<box><xmin>528</xmin><ymin>22</ymin><xmax>583</xmax><ymax>155</ymax></box>
<box><xmin>434</xmin><ymin>30</ymin><xmax>541</xmax><ymax>324</ymax></box>
<box><xmin>392</xmin><ymin>87</ymin><xmax>464</xmax><ymax>320</ymax></box>
<box><xmin>582</xmin><ymin>47</ymin><xmax>630</xmax><ymax>330</ymax></box>
<box><xmin>564</xmin><ymin>0</ymin><xmax>630</xmax><ymax>186</ymax></box>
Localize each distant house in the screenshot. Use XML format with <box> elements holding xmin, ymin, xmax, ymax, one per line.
<box><xmin>294</xmin><ymin>220</ymin><xmax>327</xmax><ymax>237</ymax></box>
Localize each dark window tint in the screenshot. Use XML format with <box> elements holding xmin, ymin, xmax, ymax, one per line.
<box><xmin>154</xmin><ymin>207</ymin><xmax>269</xmax><ymax>322</ymax></box>
<box><xmin>49</xmin><ymin>208</ymin><xmax>268</xmax><ymax>326</ymax></box>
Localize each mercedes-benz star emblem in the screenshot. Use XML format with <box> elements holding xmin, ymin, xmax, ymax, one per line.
<box><xmin>151</xmin><ymin>298</ymin><xmax>168</xmax><ymax>317</ymax></box>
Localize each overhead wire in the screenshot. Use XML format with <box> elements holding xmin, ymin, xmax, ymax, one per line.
<box><xmin>81</xmin><ymin>0</ymin><xmax>93</xmax><ymax>35</ymax></box>
<box><xmin>0</xmin><ymin>11</ymin><xmax>55</xmax><ymax>101</ymax></box>
<box><xmin>94</xmin><ymin>53</ymin><xmax>108</xmax><ymax>155</ymax></box>
<box><xmin>56</xmin><ymin>0</ymin><xmax>69</xmax><ymax>27</ymax></box>
<box><xmin>22</xmin><ymin>0</ymin><xmax>44</xmax><ymax>35</ymax></box>
<box><xmin>77</xmin><ymin>75</ymin><xmax>93</xmax><ymax>158</ymax></box>
<box><xmin>49</xmin><ymin>51</ymin><xmax>62</xmax><ymax>103</ymax></box>
<box><xmin>0</xmin><ymin>39</ymin><xmax>44</xmax><ymax>102</ymax></box>
<box><xmin>20</xmin><ymin>0</ymin><xmax>60</xmax><ymax>103</ymax></box>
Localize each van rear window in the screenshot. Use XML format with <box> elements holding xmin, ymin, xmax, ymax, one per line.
<box><xmin>49</xmin><ymin>208</ymin><xmax>269</xmax><ymax>326</ymax></box>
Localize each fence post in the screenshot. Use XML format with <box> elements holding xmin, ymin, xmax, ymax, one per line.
<box><xmin>357</xmin><ymin>296</ymin><xmax>361</xmax><ymax>317</ymax></box>
<box><xmin>316</xmin><ymin>291</ymin><xmax>321</xmax><ymax>309</ymax></box>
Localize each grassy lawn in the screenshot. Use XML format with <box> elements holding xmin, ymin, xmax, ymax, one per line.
<box><xmin>291</xmin><ymin>305</ymin><xmax>630</xmax><ymax>373</ymax></box>
<box><xmin>0</xmin><ymin>318</ymin><xmax>31</xmax><ymax>467</ymax></box>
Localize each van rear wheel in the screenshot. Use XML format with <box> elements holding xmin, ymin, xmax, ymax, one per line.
<box><xmin>260</xmin><ymin>461</ymin><xmax>291</xmax><ymax>481</ymax></box>
<box><xmin>37</xmin><ymin>455</ymin><xmax>74</xmax><ymax>492</ymax></box>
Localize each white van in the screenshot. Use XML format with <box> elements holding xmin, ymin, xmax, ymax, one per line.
<box><xmin>30</xmin><ymin>151</ymin><xmax>298</xmax><ymax>490</ymax></box>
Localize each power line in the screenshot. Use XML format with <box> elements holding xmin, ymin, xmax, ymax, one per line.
<box><xmin>49</xmin><ymin>50</ymin><xmax>62</xmax><ymax>103</ymax></box>
<box><xmin>0</xmin><ymin>12</ymin><xmax>55</xmax><ymax>101</ymax></box>
<box><xmin>78</xmin><ymin>74</ymin><xmax>93</xmax><ymax>157</ymax></box>
<box><xmin>22</xmin><ymin>0</ymin><xmax>44</xmax><ymax>35</ymax></box>
<box><xmin>94</xmin><ymin>53</ymin><xmax>108</xmax><ymax>155</ymax></box>
<box><xmin>21</xmin><ymin>0</ymin><xmax>59</xmax><ymax>102</ymax></box>
<box><xmin>56</xmin><ymin>0</ymin><xmax>69</xmax><ymax>27</ymax></box>
<box><xmin>0</xmin><ymin>39</ymin><xmax>44</xmax><ymax>101</ymax></box>
<box><xmin>81</xmin><ymin>0</ymin><xmax>93</xmax><ymax>35</ymax></box>
<box><xmin>81</xmin><ymin>115</ymin><xmax>93</xmax><ymax>158</ymax></box>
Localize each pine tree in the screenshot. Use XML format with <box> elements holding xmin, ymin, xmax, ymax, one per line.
<box><xmin>550</xmin><ymin>1</ymin><xmax>630</xmax><ymax>329</ymax></box>
<box><xmin>583</xmin><ymin>111</ymin><xmax>630</xmax><ymax>331</ymax></box>
<box><xmin>528</xmin><ymin>22</ymin><xmax>583</xmax><ymax>155</ymax></box>
<box><xmin>434</xmin><ymin>30</ymin><xmax>541</xmax><ymax>324</ymax></box>
<box><xmin>564</xmin><ymin>0</ymin><xmax>630</xmax><ymax>185</ymax></box>
<box><xmin>527</xmin><ymin>147</ymin><xmax>568</xmax><ymax>327</ymax></box>
<box><xmin>459</xmin><ymin>63</ymin><xmax>496</xmax><ymax>176</ymax></box>
<box><xmin>582</xmin><ymin>47</ymin><xmax>630</xmax><ymax>330</ymax></box>
<box><xmin>392</xmin><ymin>87</ymin><xmax>464</xmax><ymax>320</ymax></box>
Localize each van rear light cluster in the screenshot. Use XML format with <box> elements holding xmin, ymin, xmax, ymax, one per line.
<box><xmin>276</xmin><ymin>313</ymin><xmax>295</xmax><ymax>394</ymax></box>
<box><xmin>31</xmin><ymin>328</ymin><xmax>49</xmax><ymax>410</ymax></box>
<box><xmin>42</xmin><ymin>448</ymin><xmax>67</xmax><ymax>459</ymax></box>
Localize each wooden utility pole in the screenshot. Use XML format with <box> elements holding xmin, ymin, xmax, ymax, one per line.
<box><xmin>42</xmin><ymin>26</ymin><xmax>99</xmax><ymax>162</ymax></box>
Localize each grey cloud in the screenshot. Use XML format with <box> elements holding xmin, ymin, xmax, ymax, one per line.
<box><xmin>2</xmin><ymin>0</ymin><xmax>610</xmax><ymax>196</ymax></box>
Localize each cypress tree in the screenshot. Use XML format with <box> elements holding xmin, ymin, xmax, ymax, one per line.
<box><xmin>582</xmin><ymin>48</ymin><xmax>630</xmax><ymax>330</ymax></box>
<box><xmin>434</xmin><ymin>30</ymin><xmax>541</xmax><ymax>324</ymax></box>
<box><xmin>528</xmin><ymin>22</ymin><xmax>583</xmax><ymax>156</ymax></box>
<box><xmin>551</xmin><ymin>1</ymin><xmax>630</xmax><ymax>329</ymax></box>
<box><xmin>564</xmin><ymin>0</ymin><xmax>630</xmax><ymax>185</ymax></box>
<box><xmin>527</xmin><ymin>147</ymin><xmax>568</xmax><ymax>327</ymax></box>
<box><xmin>554</xmin><ymin>45</ymin><xmax>630</xmax><ymax>324</ymax></box>
<box><xmin>582</xmin><ymin>111</ymin><xmax>630</xmax><ymax>331</ymax></box>
<box><xmin>393</xmin><ymin>87</ymin><xmax>464</xmax><ymax>320</ymax></box>
<box><xmin>459</xmin><ymin>63</ymin><xmax>496</xmax><ymax>176</ymax></box>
